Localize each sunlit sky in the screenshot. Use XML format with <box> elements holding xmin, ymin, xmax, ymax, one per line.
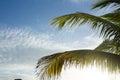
<box><xmin>0</xmin><ymin>0</ymin><xmax>119</xmax><ymax>80</ymax></box>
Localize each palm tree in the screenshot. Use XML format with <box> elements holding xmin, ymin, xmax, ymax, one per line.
<box><xmin>36</xmin><ymin>50</ymin><xmax>120</xmax><ymax>80</ymax></box>
<box><xmin>36</xmin><ymin>0</ymin><xmax>120</xmax><ymax>80</ymax></box>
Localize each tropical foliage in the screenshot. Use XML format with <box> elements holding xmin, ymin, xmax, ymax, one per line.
<box><xmin>95</xmin><ymin>40</ymin><xmax>120</xmax><ymax>54</ymax></box>
<box><xmin>36</xmin><ymin>0</ymin><xmax>120</xmax><ymax>80</ymax></box>
<box><xmin>36</xmin><ymin>50</ymin><xmax>120</xmax><ymax>80</ymax></box>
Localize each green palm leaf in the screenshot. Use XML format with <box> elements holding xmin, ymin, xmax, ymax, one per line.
<box><xmin>36</xmin><ymin>50</ymin><xmax>120</xmax><ymax>80</ymax></box>
<box><xmin>92</xmin><ymin>0</ymin><xmax>120</xmax><ymax>9</ymax></box>
<box><xmin>95</xmin><ymin>39</ymin><xmax>120</xmax><ymax>54</ymax></box>
<box><xmin>101</xmin><ymin>12</ymin><xmax>120</xmax><ymax>25</ymax></box>
<box><xmin>51</xmin><ymin>12</ymin><xmax>120</xmax><ymax>45</ymax></box>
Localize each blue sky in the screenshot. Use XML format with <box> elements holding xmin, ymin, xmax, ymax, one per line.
<box><xmin>0</xmin><ymin>0</ymin><xmax>107</xmax><ymax>80</ymax></box>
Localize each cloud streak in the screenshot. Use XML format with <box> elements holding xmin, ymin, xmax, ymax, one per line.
<box><xmin>0</xmin><ymin>27</ymin><xmax>103</xmax><ymax>64</ymax></box>
<box><xmin>0</xmin><ymin>27</ymin><xmax>103</xmax><ymax>51</ymax></box>
<box><xmin>0</xmin><ymin>26</ymin><xmax>103</xmax><ymax>80</ymax></box>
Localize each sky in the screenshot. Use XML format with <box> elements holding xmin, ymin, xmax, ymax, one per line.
<box><xmin>0</xmin><ymin>0</ymin><xmax>118</xmax><ymax>80</ymax></box>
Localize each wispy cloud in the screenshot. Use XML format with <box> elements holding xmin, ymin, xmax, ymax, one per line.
<box><xmin>0</xmin><ymin>27</ymin><xmax>102</xmax><ymax>51</ymax></box>
<box><xmin>84</xmin><ymin>34</ymin><xmax>103</xmax><ymax>49</ymax></box>
<box><xmin>0</xmin><ymin>26</ymin><xmax>103</xmax><ymax>80</ymax></box>
<box><xmin>0</xmin><ymin>28</ymin><xmax>51</xmax><ymax>49</ymax></box>
<box><xmin>0</xmin><ymin>64</ymin><xmax>35</xmax><ymax>80</ymax></box>
<box><xmin>0</xmin><ymin>27</ymin><xmax>103</xmax><ymax>64</ymax></box>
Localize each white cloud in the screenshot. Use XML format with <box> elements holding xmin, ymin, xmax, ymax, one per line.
<box><xmin>0</xmin><ymin>64</ymin><xmax>34</xmax><ymax>71</ymax></box>
<box><xmin>84</xmin><ymin>34</ymin><xmax>103</xmax><ymax>49</ymax></box>
<box><xmin>0</xmin><ymin>27</ymin><xmax>103</xmax><ymax>65</ymax></box>
<box><xmin>0</xmin><ymin>27</ymin><xmax>103</xmax><ymax>52</ymax></box>
<box><xmin>0</xmin><ymin>28</ymin><xmax>50</xmax><ymax>49</ymax></box>
<box><xmin>0</xmin><ymin>63</ymin><xmax>36</xmax><ymax>80</ymax></box>
<box><xmin>0</xmin><ymin>71</ymin><xmax>36</xmax><ymax>80</ymax></box>
<box><xmin>0</xmin><ymin>26</ymin><xmax>103</xmax><ymax>80</ymax></box>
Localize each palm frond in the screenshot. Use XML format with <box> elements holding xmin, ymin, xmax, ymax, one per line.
<box><xmin>36</xmin><ymin>50</ymin><xmax>120</xmax><ymax>80</ymax></box>
<box><xmin>95</xmin><ymin>39</ymin><xmax>120</xmax><ymax>54</ymax></box>
<box><xmin>101</xmin><ymin>12</ymin><xmax>120</xmax><ymax>25</ymax></box>
<box><xmin>92</xmin><ymin>0</ymin><xmax>120</xmax><ymax>9</ymax></box>
<box><xmin>51</xmin><ymin>12</ymin><xmax>120</xmax><ymax>44</ymax></box>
